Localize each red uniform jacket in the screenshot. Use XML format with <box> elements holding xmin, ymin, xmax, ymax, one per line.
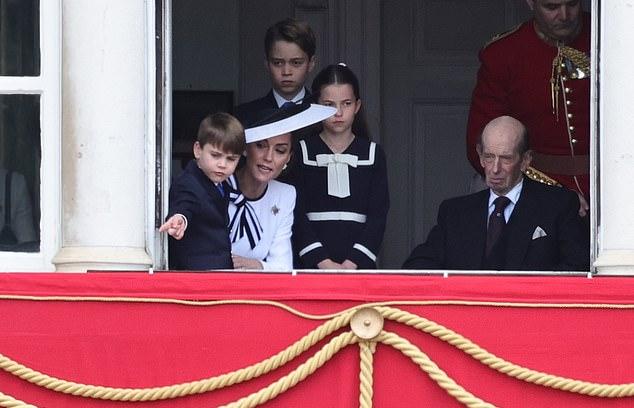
<box><xmin>466</xmin><ymin>14</ymin><xmax>590</xmax><ymax>198</ymax></box>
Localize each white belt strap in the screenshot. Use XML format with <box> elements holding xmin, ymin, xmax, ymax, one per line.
<box><xmin>306</xmin><ymin>211</ymin><xmax>367</xmax><ymax>223</ymax></box>
<box><xmin>299</xmin><ymin>242</ymin><xmax>323</xmax><ymax>257</ymax></box>
<box><xmin>353</xmin><ymin>243</ymin><xmax>377</xmax><ymax>261</ymax></box>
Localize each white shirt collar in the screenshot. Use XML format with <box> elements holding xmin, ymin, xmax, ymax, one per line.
<box><xmin>272</xmin><ymin>88</ymin><xmax>306</xmax><ymax>107</ymax></box>
<box><xmin>488</xmin><ymin>178</ymin><xmax>524</xmax><ymax>208</ymax></box>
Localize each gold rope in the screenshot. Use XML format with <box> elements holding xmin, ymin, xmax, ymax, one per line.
<box><xmin>378</xmin><ymin>306</ymin><xmax>634</xmax><ymax>398</ymax></box>
<box><xmin>0</xmin><ymin>295</ymin><xmax>348</xmax><ymax>320</ymax></box>
<box><xmin>359</xmin><ymin>341</ymin><xmax>375</xmax><ymax>408</ymax></box>
<box><xmin>0</xmin><ymin>311</ymin><xmax>353</xmax><ymax>402</ymax></box>
<box><xmin>0</xmin><ymin>391</ymin><xmax>36</xmax><ymax>408</ymax></box>
<box><xmin>4</xmin><ymin>294</ymin><xmax>634</xmax><ymax>314</ymax></box>
<box><xmin>2</xmin><ymin>302</ymin><xmax>634</xmax><ymax>406</ymax></box>
<box><xmin>377</xmin><ymin>331</ymin><xmax>495</xmax><ymax>407</ymax></box>
<box><xmin>220</xmin><ymin>332</ymin><xmax>358</xmax><ymax>408</ymax></box>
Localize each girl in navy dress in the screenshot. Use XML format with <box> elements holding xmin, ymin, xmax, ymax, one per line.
<box><xmin>293</xmin><ymin>64</ymin><xmax>389</xmax><ymax>269</ymax></box>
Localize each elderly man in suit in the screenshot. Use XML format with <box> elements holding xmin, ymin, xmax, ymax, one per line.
<box><xmin>403</xmin><ymin>115</ymin><xmax>589</xmax><ymax>271</ymax></box>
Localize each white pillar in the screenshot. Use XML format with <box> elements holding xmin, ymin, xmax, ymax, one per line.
<box><xmin>594</xmin><ymin>1</ymin><xmax>634</xmax><ymax>274</ymax></box>
<box><xmin>53</xmin><ymin>1</ymin><xmax>152</xmax><ymax>271</ymax></box>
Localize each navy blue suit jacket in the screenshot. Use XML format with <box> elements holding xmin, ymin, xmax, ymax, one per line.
<box><xmin>234</xmin><ymin>91</ymin><xmax>278</xmax><ymax>128</ymax></box>
<box><xmin>233</xmin><ymin>88</ymin><xmax>316</xmax><ymax>132</ymax></box>
<box><xmin>167</xmin><ymin>160</ymin><xmax>232</xmax><ymax>270</ymax></box>
<box><xmin>403</xmin><ymin>178</ymin><xmax>589</xmax><ymax>271</ymax></box>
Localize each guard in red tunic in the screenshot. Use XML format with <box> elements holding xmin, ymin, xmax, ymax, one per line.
<box><xmin>466</xmin><ymin>1</ymin><xmax>590</xmax><ymax>216</ymax></box>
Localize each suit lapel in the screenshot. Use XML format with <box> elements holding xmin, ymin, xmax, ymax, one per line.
<box><xmin>463</xmin><ymin>191</ymin><xmax>489</xmax><ymax>268</ymax></box>
<box><xmin>300</xmin><ymin>87</ymin><xmax>312</xmax><ymax>103</ymax></box>
<box><xmin>265</xmin><ymin>91</ymin><xmax>277</xmax><ymax>109</ymax></box>
<box><xmin>189</xmin><ymin>160</ymin><xmax>225</xmax><ymax>204</ymax></box>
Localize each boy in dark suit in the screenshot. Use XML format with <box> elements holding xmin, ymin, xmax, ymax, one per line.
<box><xmin>234</xmin><ymin>18</ymin><xmax>316</xmax><ymax>127</ymax></box>
<box><xmin>160</xmin><ymin>113</ymin><xmax>246</xmax><ymax>270</ymax></box>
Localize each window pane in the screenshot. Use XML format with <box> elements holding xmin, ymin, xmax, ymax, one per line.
<box><xmin>0</xmin><ymin>0</ymin><xmax>40</xmax><ymax>76</ymax></box>
<box><xmin>0</xmin><ymin>94</ymin><xmax>40</xmax><ymax>252</ymax></box>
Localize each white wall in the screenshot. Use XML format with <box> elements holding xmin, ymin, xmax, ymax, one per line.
<box><xmin>54</xmin><ymin>0</ymin><xmax>151</xmax><ymax>270</ymax></box>
<box><xmin>594</xmin><ymin>0</ymin><xmax>634</xmax><ymax>274</ymax></box>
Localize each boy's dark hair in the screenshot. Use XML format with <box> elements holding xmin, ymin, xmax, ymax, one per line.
<box><xmin>311</xmin><ymin>63</ymin><xmax>370</xmax><ymax>139</ymax></box>
<box><xmin>197</xmin><ymin>112</ymin><xmax>246</xmax><ymax>155</ymax></box>
<box><xmin>264</xmin><ymin>18</ymin><xmax>316</xmax><ymax>59</ymax></box>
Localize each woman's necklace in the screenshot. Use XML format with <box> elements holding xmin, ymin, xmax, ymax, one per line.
<box><xmin>320</xmin><ymin>132</ymin><xmax>355</xmax><ymax>154</ymax></box>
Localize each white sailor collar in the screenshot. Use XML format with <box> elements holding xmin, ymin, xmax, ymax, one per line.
<box><xmin>299</xmin><ymin>137</ymin><xmax>377</xmax><ymax>198</ymax></box>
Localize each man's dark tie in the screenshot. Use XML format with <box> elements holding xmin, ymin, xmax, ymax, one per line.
<box><xmin>280</xmin><ymin>101</ymin><xmax>296</xmax><ymax>110</ymax></box>
<box><xmin>216</xmin><ymin>182</ymin><xmax>225</xmax><ymax>198</ymax></box>
<box><xmin>486</xmin><ymin>196</ymin><xmax>511</xmax><ymax>257</ymax></box>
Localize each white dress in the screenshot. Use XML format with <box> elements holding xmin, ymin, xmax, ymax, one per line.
<box><xmin>227</xmin><ymin>176</ymin><xmax>296</xmax><ymax>271</ymax></box>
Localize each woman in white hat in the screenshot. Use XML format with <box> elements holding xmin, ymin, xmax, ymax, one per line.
<box><xmin>228</xmin><ymin>103</ymin><xmax>335</xmax><ymax>270</ymax></box>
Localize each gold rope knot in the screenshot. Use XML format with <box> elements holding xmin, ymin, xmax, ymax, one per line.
<box><xmin>350</xmin><ymin>307</ymin><xmax>384</xmax><ymax>340</ymax></box>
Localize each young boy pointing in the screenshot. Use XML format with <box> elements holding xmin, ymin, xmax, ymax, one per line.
<box><xmin>160</xmin><ymin>112</ymin><xmax>246</xmax><ymax>270</ymax></box>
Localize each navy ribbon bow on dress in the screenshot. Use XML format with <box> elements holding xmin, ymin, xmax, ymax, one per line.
<box><xmin>227</xmin><ymin>179</ymin><xmax>263</xmax><ymax>250</ymax></box>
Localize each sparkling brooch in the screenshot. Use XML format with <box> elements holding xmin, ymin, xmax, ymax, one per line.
<box><xmin>271</xmin><ymin>205</ymin><xmax>279</xmax><ymax>215</ymax></box>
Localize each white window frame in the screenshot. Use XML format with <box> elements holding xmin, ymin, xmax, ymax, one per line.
<box><xmin>148</xmin><ymin>0</ymin><xmax>172</xmax><ymax>270</ymax></box>
<box><xmin>0</xmin><ymin>0</ymin><xmax>61</xmax><ymax>271</ymax></box>
<box><xmin>589</xmin><ymin>0</ymin><xmax>599</xmax><ymax>270</ymax></box>
<box><xmin>156</xmin><ymin>1</ymin><xmax>599</xmax><ymax>273</ymax></box>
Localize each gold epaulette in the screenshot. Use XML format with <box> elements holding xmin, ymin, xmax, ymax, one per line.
<box><xmin>559</xmin><ymin>46</ymin><xmax>590</xmax><ymax>78</ymax></box>
<box><xmin>523</xmin><ymin>166</ymin><xmax>562</xmax><ymax>187</ymax></box>
<box><xmin>483</xmin><ymin>23</ymin><xmax>522</xmax><ymax>48</ymax></box>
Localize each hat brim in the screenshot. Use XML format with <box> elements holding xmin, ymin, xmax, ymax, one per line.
<box><xmin>245</xmin><ymin>104</ymin><xmax>336</xmax><ymax>144</ymax></box>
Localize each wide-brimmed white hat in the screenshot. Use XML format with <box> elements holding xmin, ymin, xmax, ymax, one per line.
<box><xmin>244</xmin><ymin>103</ymin><xmax>336</xmax><ymax>143</ymax></box>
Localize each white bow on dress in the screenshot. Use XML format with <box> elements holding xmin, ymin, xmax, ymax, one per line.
<box><xmin>315</xmin><ymin>153</ymin><xmax>358</xmax><ymax>198</ymax></box>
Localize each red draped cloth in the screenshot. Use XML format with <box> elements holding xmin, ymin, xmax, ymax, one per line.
<box><xmin>1</xmin><ymin>272</ymin><xmax>634</xmax><ymax>407</ymax></box>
